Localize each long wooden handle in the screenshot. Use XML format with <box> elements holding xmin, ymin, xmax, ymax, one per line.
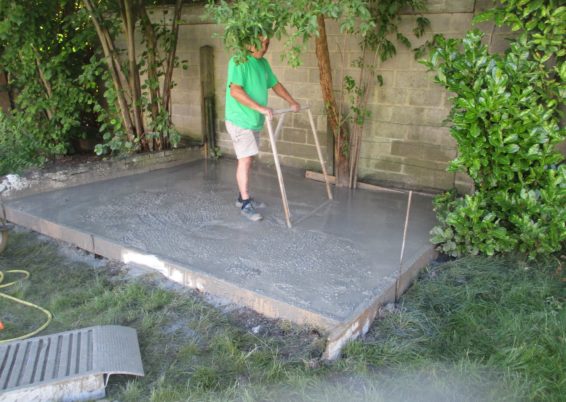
<box><xmin>272</xmin><ymin>105</ymin><xmax>309</xmax><ymax>116</ymax></box>
<box><xmin>266</xmin><ymin>119</ymin><xmax>292</xmax><ymax>228</ymax></box>
<box><xmin>307</xmin><ymin>109</ymin><xmax>333</xmax><ymax>200</ymax></box>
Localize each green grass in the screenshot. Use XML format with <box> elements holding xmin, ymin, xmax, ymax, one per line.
<box><xmin>1</xmin><ymin>230</ymin><xmax>564</xmax><ymax>401</ymax></box>
<box><xmin>341</xmin><ymin>256</ymin><xmax>566</xmax><ymax>401</ymax></box>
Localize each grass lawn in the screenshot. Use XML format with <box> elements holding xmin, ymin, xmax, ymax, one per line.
<box><xmin>1</xmin><ymin>229</ymin><xmax>564</xmax><ymax>401</ymax></box>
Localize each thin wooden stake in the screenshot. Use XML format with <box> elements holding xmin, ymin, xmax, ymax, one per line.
<box><xmin>395</xmin><ymin>190</ymin><xmax>413</xmax><ymax>302</ymax></box>
<box><xmin>306</xmin><ymin>109</ymin><xmax>333</xmax><ymax>200</ymax></box>
<box><xmin>266</xmin><ymin>118</ymin><xmax>292</xmax><ymax>228</ymax></box>
<box><xmin>0</xmin><ymin>193</ymin><xmax>6</xmax><ymax>226</ymax></box>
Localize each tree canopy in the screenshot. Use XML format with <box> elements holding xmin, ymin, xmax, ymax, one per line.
<box><xmin>207</xmin><ymin>0</ymin><xmax>429</xmax><ymax>186</ymax></box>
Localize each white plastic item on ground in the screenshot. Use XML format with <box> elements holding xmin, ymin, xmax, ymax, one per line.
<box><xmin>0</xmin><ymin>325</ymin><xmax>144</xmax><ymax>401</ymax></box>
<box><xmin>0</xmin><ymin>174</ymin><xmax>30</xmax><ymax>196</ymax></box>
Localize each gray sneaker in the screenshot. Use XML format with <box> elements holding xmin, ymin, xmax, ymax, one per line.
<box><xmin>240</xmin><ymin>202</ymin><xmax>263</xmax><ymax>221</ymax></box>
<box><xmin>235</xmin><ymin>197</ymin><xmax>266</xmax><ymax>209</ymax></box>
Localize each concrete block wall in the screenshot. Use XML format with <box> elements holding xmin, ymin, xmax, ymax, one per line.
<box><xmin>355</xmin><ymin>10</ymin><xmax>468</xmax><ymax>191</ymax></box>
<box><xmin>151</xmin><ymin>1</ymin><xmax>525</xmax><ymax>192</ymax></box>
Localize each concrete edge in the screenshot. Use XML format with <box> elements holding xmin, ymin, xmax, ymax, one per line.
<box><xmin>1</xmin><ymin>147</ymin><xmax>203</xmax><ymax>201</ymax></box>
<box><xmin>5</xmin><ymin>207</ymin><xmax>339</xmax><ymax>332</ymax></box>
<box><xmin>323</xmin><ymin>245</ymin><xmax>437</xmax><ymax>360</ymax></box>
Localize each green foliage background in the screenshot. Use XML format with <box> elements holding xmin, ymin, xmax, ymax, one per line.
<box><xmin>0</xmin><ymin>0</ymin><xmax>100</xmax><ymax>174</ymax></box>
<box><xmin>205</xmin><ymin>0</ymin><xmax>428</xmax><ymax>68</ymax></box>
<box><xmin>0</xmin><ymin>0</ymin><xmax>185</xmax><ymax>175</ymax></box>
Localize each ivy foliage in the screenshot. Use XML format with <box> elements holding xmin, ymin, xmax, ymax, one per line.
<box><xmin>423</xmin><ymin>1</ymin><xmax>565</xmax><ymax>259</ymax></box>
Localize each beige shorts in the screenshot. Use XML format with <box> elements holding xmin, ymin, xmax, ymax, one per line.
<box><xmin>226</xmin><ymin>121</ymin><xmax>260</xmax><ymax>159</ymax></box>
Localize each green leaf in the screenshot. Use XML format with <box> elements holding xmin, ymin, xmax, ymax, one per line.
<box><xmin>436</xmin><ymin>69</ymin><xmax>447</xmax><ymax>85</ymax></box>
<box><xmin>506</xmin><ymin>144</ymin><xmax>520</xmax><ymax>153</ymax></box>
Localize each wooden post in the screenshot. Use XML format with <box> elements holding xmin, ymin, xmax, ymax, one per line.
<box><xmin>200</xmin><ymin>45</ymin><xmax>216</xmax><ymax>157</ymax></box>
<box><xmin>0</xmin><ymin>72</ymin><xmax>11</xmax><ymax>113</ymax></box>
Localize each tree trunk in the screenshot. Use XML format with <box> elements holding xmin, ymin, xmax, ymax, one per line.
<box><xmin>139</xmin><ymin>4</ymin><xmax>162</xmax><ymax>150</ymax></box>
<box><xmin>140</xmin><ymin>6</ymin><xmax>160</xmax><ymax>120</ymax></box>
<box><xmin>162</xmin><ymin>0</ymin><xmax>183</xmax><ymax>117</ymax></box>
<box><xmin>0</xmin><ymin>71</ymin><xmax>13</xmax><ymax>113</ymax></box>
<box><xmin>348</xmin><ymin>45</ymin><xmax>376</xmax><ymax>188</ymax></box>
<box><xmin>6</xmin><ymin>72</ymin><xmax>15</xmax><ymax>110</ymax></box>
<box><xmin>82</xmin><ymin>0</ymin><xmax>135</xmax><ymax>141</ymax></box>
<box><xmin>315</xmin><ymin>15</ymin><xmax>349</xmax><ymax>187</ymax></box>
<box><xmin>34</xmin><ymin>56</ymin><xmax>54</xmax><ymax>120</ymax></box>
<box><xmin>121</xmin><ymin>0</ymin><xmax>145</xmax><ymax>149</ymax></box>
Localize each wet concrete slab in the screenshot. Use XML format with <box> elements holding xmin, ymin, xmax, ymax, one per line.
<box><xmin>5</xmin><ymin>159</ymin><xmax>437</xmax><ymax>358</ymax></box>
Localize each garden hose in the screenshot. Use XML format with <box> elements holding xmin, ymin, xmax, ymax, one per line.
<box><xmin>0</xmin><ymin>269</ymin><xmax>53</xmax><ymax>344</ymax></box>
<box><xmin>0</xmin><ymin>196</ymin><xmax>53</xmax><ymax>343</ymax></box>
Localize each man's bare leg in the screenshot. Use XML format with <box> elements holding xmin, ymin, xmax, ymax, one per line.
<box><xmin>236</xmin><ymin>156</ymin><xmax>253</xmax><ymax>201</ymax></box>
<box><xmin>236</xmin><ymin>156</ymin><xmax>262</xmax><ymax>221</ymax></box>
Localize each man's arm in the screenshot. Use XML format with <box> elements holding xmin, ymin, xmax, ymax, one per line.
<box><xmin>272</xmin><ymin>83</ymin><xmax>300</xmax><ymax>112</ymax></box>
<box><xmin>229</xmin><ymin>84</ymin><xmax>273</xmax><ymax>120</ymax></box>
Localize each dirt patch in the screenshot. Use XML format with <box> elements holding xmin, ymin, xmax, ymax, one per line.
<box><xmin>39</xmin><ymin>153</ymin><xmax>104</xmax><ymax>172</ymax></box>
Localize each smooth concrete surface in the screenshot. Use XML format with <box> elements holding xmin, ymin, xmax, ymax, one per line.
<box><xmin>5</xmin><ymin>159</ymin><xmax>437</xmax><ymax>358</ymax></box>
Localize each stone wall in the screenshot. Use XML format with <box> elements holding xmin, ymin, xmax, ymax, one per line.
<box><xmin>154</xmin><ymin>0</ymin><xmax>518</xmax><ymax>192</ymax></box>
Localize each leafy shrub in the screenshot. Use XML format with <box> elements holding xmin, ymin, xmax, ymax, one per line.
<box><xmin>0</xmin><ymin>0</ymin><xmax>101</xmax><ymax>172</ymax></box>
<box><xmin>1</xmin><ymin>0</ymin><xmax>184</xmax><ymax>166</ymax></box>
<box><xmin>424</xmin><ymin>2</ymin><xmax>565</xmax><ymax>259</ymax></box>
<box><xmin>77</xmin><ymin>56</ymin><xmax>131</xmax><ymax>156</ymax></box>
<box><xmin>0</xmin><ymin>111</ymin><xmax>47</xmax><ymax>175</ymax></box>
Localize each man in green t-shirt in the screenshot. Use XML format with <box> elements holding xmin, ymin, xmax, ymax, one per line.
<box><xmin>225</xmin><ymin>36</ymin><xmax>300</xmax><ymax>222</ymax></box>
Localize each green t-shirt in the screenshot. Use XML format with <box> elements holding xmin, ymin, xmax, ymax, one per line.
<box><xmin>225</xmin><ymin>55</ymin><xmax>278</xmax><ymax>131</ymax></box>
